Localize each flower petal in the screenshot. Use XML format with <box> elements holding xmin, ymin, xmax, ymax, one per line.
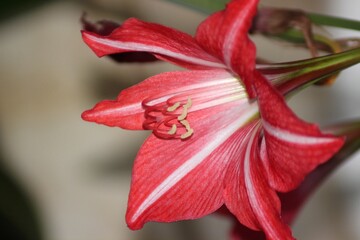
<box><xmin>80</xmin><ymin>16</ymin><xmax>161</xmax><ymax>63</ymax></box>
<box><xmin>280</xmin><ymin>119</ymin><xmax>360</xmax><ymax>224</ymax></box>
<box><xmin>126</xmin><ymin>101</ymin><xmax>258</xmax><ymax>229</ymax></box>
<box><xmin>81</xmin><ymin>18</ymin><xmax>225</xmax><ymax>69</ymax></box>
<box><xmin>224</xmin><ymin>121</ymin><xmax>294</xmax><ymax>240</ymax></box>
<box><xmin>195</xmin><ymin>0</ymin><xmax>258</xmax><ymax>95</ymax></box>
<box><xmin>253</xmin><ymin>70</ymin><xmax>344</xmax><ymax>192</ymax></box>
<box><xmin>81</xmin><ymin>69</ymin><xmax>240</xmax><ymax>130</ymax></box>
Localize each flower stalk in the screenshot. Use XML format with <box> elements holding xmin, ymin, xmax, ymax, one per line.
<box><xmin>259</xmin><ymin>47</ymin><xmax>360</xmax><ymax>95</ymax></box>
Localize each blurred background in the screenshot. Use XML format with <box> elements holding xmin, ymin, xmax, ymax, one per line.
<box><xmin>0</xmin><ymin>0</ymin><xmax>359</xmax><ymax>239</ymax></box>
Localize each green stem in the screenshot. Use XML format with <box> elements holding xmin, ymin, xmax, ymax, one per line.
<box><xmin>258</xmin><ymin>47</ymin><xmax>360</xmax><ymax>95</ymax></box>
<box><xmin>308</xmin><ymin>13</ymin><xmax>360</xmax><ymax>31</ymax></box>
<box><xmin>275</xmin><ymin>29</ymin><xmax>333</xmax><ymax>46</ymax></box>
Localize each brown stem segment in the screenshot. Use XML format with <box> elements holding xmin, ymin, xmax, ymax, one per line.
<box><xmin>252</xmin><ymin>7</ymin><xmax>318</xmax><ymax>57</ymax></box>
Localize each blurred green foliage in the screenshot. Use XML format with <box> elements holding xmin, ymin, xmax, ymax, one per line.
<box><xmin>166</xmin><ymin>0</ymin><xmax>226</xmax><ymax>14</ymax></box>
<box><xmin>0</xmin><ymin>126</ymin><xmax>42</xmax><ymax>240</ymax></box>
<box><xmin>0</xmin><ymin>164</ymin><xmax>43</xmax><ymax>240</ymax></box>
<box><xmin>0</xmin><ymin>0</ymin><xmax>54</xmax><ymax>22</ymax></box>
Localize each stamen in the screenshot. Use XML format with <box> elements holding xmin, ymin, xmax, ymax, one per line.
<box><xmin>181</xmin><ymin>129</ymin><xmax>194</xmax><ymax>139</ymax></box>
<box><xmin>184</xmin><ymin>97</ymin><xmax>192</xmax><ymax>109</ymax></box>
<box><xmin>167</xmin><ymin>102</ymin><xmax>181</xmax><ymax>112</ymax></box>
<box><xmin>180</xmin><ymin>119</ymin><xmax>194</xmax><ymax>139</ymax></box>
<box><xmin>177</xmin><ymin>108</ymin><xmax>188</xmax><ymax>121</ymax></box>
<box><xmin>177</xmin><ymin>98</ymin><xmax>192</xmax><ymax>121</ymax></box>
<box><xmin>144</xmin><ymin>97</ymin><xmax>194</xmax><ymax>140</ymax></box>
<box><xmin>168</xmin><ymin>124</ymin><xmax>177</xmax><ymax>135</ymax></box>
<box><xmin>180</xmin><ymin>119</ymin><xmax>191</xmax><ymax>130</ymax></box>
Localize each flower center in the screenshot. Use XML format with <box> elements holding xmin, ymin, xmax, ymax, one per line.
<box><xmin>143</xmin><ymin>97</ymin><xmax>194</xmax><ymax>140</ymax></box>
<box><xmin>141</xmin><ymin>75</ymin><xmax>248</xmax><ymax>140</ymax></box>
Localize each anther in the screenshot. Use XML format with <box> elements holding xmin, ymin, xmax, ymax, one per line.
<box><xmin>184</xmin><ymin>97</ymin><xmax>192</xmax><ymax>109</ymax></box>
<box><xmin>150</xmin><ymin>97</ymin><xmax>194</xmax><ymax>140</ymax></box>
<box><xmin>167</xmin><ymin>102</ymin><xmax>181</xmax><ymax>112</ymax></box>
<box><xmin>180</xmin><ymin>119</ymin><xmax>191</xmax><ymax>130</ymax></box>
<box><xmin>180</xmin><ymin>129</ymin><xmax>194</xmax><ymax>139</ymax></box>
<box><xmin>177</xmin><ymin>108</ymin><xmax>188</xmax><ymax>121</ymax></box>
<box><xmin>177</xmin><ymin>98</ymin><xmax>192</xmax><ymax>121</ymax></box>
<box><xmin>168</xmin><ymin>124</ymin><xmax>177</xmax><ymax>135</ymax></box>
<box><xmin>180</xmin><ymin>119</ymin><xmax>194</xmax><ymax>139</ymax></box>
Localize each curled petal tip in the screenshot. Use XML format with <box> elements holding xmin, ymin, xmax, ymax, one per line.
<box><xmin>126</xmin><ymin>221</ymin><xmax>141</xmax><ymax>231</ymax></box>
<box><xmin>81</xmin><ymin>108</ymin><xmax>110</xmax><ymax>126</ymax></box>
<box><xmin>126</xmin><ymin>211</ymin><xmax>146</xmax><ymax>231</ymax></box>
<box><xmin>81</xmin><ymin>31</ymin><xmax>110</xmax><ymax>58</ymax></box>
<box><xmin>80</xmin><ymin>100</ymin><xmax>116</xmax><ymax>125</ymax></box>
<box><xmin>81</xmin><ymin>109</ymin><xmax>94</xmax><ymax>122</ymax></box>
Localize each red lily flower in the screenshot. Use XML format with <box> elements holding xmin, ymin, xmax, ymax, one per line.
<box><xmin>81</xmin><ymin>0</ymin><xmax>343</xmax><ymax>239</ymax></box>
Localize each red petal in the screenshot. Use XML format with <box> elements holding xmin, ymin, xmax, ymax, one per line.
<box><xmin>81</xmin><ymin>18</ymin><xmax>224</xmax><ymax>69</ymax></box>
<box><xmin>253</xmin><ymin>70</ymin><xmax>344</xmax><ymax>192</ymax></box>
<box><xmin>126</xmin><ymin>101</ymin><xmax>256</xmax><ymax>229</ymax></box>
<box><xmin>81</xmin><ymin>70</ymin><xmax>236</xmax><ymax>129</ymax></box>
<box><xmin>195</xmin><ymin>0</ymin><xmax>258</xmax><ymax>95</ymax></box>
<box><xmin>224</xmin><ymin>121</ymin><xmax>294</xmax><ymax>240</ymax></box>
<box><xmin>80</xmin><ymin>15</ymin><xmax>158</xmax><ymax>62</ymax></box>
<box><xmin>280</xmin><ymin>120</ymin><xmax>360</xmax><ymax>224</ymax></box>
<box><xmin>223</xmin><ymin>122</ymin><xmax>262</xmax><ymax>230</ymax></box>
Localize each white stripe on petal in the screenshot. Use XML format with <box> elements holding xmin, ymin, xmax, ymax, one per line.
<box><xmin>86</xmin><ymin>34</ymin><xmax>226</xmax><ymax>68</ymax></box>
<box><xmin>244</xmin><ymin>123</ymin><xmax>279</xmax><ymax>239</ymax></box>
<box><xmin>222</xmin><ymin>4</ymin><xmax>253</xmax><ymax>67</ymax></box>
<box><xmin>223</xmin><ymin>15</ymin><xmax>247</xmax><ymax>67</ymax></box>
<box><xmin>262</xmin><ymin>120</ymin><xmax>335</xmax><ymax>144</ymax></box>
<box><xmin>131</xmin><ymin>103</ymin><xmax>259</xmax><ymax>223</ymax></box>
<box><xmin>99</xmin><ymin>102</ymin><xmax>141</xmax><ymax>116</ymax></box>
